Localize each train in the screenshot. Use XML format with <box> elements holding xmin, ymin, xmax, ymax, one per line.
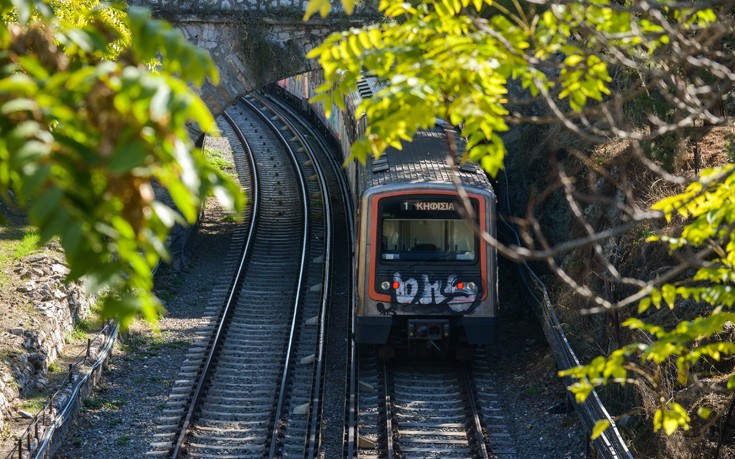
<box><xmin>276</xmin><ymin>72</ymin><xmax>498</xmax><ymax>353</ymax></box>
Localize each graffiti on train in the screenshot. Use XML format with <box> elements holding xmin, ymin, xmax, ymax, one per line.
<box><xmin>388</xmin><ymin>272</ymin><xmax>481</xmax><ymax>314</ymax></box>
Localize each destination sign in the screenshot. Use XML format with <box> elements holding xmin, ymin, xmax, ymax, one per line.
<box><xmin>403</xmin><ymin>201</ymin><xmax>456</xmax><ymax>211</ymax></box>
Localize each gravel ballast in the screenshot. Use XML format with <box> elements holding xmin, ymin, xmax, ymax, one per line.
<box><xmin>52</xmin><ymin>131</ymin><xmax>590</xmax><ymax>459</ymax></box>
<box><xmin>52</xmin><ymin>217</ymin><xmax>590</xmax><ymax>459</ymax></box>
<box><xmin>53</xmin><ymin>198</ymin><xmax>238</xmax><ymax>459</ymax></box>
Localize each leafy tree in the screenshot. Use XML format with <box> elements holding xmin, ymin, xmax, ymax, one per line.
<box><xmin>0</xmin><ymin>0</ymin><xmax>242</xmax><ymax>328</ymax></box>
<box><xmin>305</xmin><ymin>0</ymin><xmax>735</xmax><ymax>445</ymax></box>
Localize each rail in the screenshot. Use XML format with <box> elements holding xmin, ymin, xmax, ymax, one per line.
<box><xmin>170</xmin><ymin>109</ymin><xmax>260</xmax><ymax>457</ymax></box>
<box><xmin>239</xmin><ymin>96</ymin><xmax>312</xmax><ymax>458</ymax></box>
<box><xmin>462</xmin><ymin>364</ymin><xmax>490</xmax><ymax>459</ymax></box>
<box><xmin>3</xmin><ymin>321</ymin><xmax>118</xmax><ymax>459</ymax></box>
<box><xmin>264</xmin><ymin>87</ymin><xmax>360</xmax><ymax>459</ymax></box>
<box><xmin>256</xmin><ymin>94</ymin><xmax>336</xmax><ymax>459</ymax></box>
<box><xmin>499</xmin><ymin>213</ymin><xmax>633</xmax><ymax>459</ymax></box>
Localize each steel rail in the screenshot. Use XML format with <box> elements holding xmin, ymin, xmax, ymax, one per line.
<box><xmin>27</xmin><ymin>323</ymin><xmax>118</xmax><ymax>459</ymax></box>
<box><xmin>381</xmin><ymin>360</ymin><xmax>395</xmax><ymax>459</ymax></box>
<box><xmin>239</xmin><ymin>96</ymin><xmax>313</xmax><ymax>459</ymax></box>
<box><xmin>268</xmin><ymin>91</ymin><xmax>355</xmax><ymax>459</ymax></box>
<box><xmin>170</xmin><ymin>109</ymin><xmax>260</xmax><ymax>458</ymax></box>
<box><xmin>462</xmin><ymin>364</ymin><xmax>490</xmax><ymax>459</ymax></box>
<box><xmin>262</xmin><ymin>91</ymin><xmax>360</xmax><ymax>459</ymax></box>
<box><xmin>498</xmin><ymin>169</ymin><xmax>633</xmax><ymax>459</ymax></box>
<box><xmin>255</xmin><ymin>94</ymin><xmax>335</xmax><ymax>459</ymax></box>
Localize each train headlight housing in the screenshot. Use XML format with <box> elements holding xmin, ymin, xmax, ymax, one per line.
<box><xmin>381</xmin><ymin>281</ymin><xmax>391</xmax><ymax>291</ymax></box>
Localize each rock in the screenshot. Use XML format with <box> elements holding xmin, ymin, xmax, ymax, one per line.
<box><xmin>18</xmin><ymin>409</ymin><xmax>34</xmax><ymax>419</ymax></box>
<box><xmin>53</xmin><ymin>393</ymin><xmax>69</xmax><ymax>410</ymax></box>
<box><xmin>17</xmin><ymin>281</ymin><xmax>36</xmax><ymax>292</ymax></box>
<box><xmin>0</xmin><ymin>251</ymin><xmax>94</xmax><ymax>436</ymax></box>
<box><xmin>51</xmin><ymin>264</ymin><xmax>69</xmax><ymax>275</ymax></box>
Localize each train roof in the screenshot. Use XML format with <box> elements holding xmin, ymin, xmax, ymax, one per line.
<box><xmin>351</xmin><ymin>76</ymin><xmax>493</xmax><ymax>194</ymax></box>
<box><xmin>359</xmin><ymin>127</ymin><xmax>494</xmax><ymax>192</ymax></box>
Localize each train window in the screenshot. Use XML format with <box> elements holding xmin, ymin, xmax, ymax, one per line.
<box><xmin>378</xmin><ymin>196</ymin><xmax>480</xmax><ymax>262</ymax></box>
<box><xmin>380</xmin><ymin>218</ymin><xmax>476</xmax><ymax>261</ymax></box>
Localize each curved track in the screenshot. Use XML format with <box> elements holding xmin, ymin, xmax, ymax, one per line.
<box><xmin>147</xmin><ymin>93</ymin><xmax>338</xmax><ymax>458</ymax></box>
<box><xmin>262</xmin><ymin>91</ymin><xmax>356</xmax><ymax>459</ymax></box>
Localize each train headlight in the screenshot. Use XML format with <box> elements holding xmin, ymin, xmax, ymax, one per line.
<box><xmin>466</xmin><ymin>282</ymin><xmax>476</xmax><ymax>291</ymax></box>
<box><xmin>381</xmin><ymin>281</ymin><xmax>391</xmax><ymax>291</ymax></box>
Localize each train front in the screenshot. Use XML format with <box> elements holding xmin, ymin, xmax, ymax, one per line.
<box><xmin>355</xmin><ymin>184</ymin><xmax>497</xmax><ymax>352</ymax></box>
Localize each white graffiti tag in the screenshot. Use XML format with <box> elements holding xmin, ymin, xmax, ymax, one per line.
<box><xmin>443</xmin><ymin>274</ymin><xmax>478</xmax><ymax>312</ymax></box>
<box><xmin>392</xmin><ymin>273</ymin><xmax>419</xmax><ymax>304</ymax></box>
<box><xmin>391</xmin><ymin>272</ymin><xmax>478</xmax><ymax>311</ymax></box>
<box><xmin>420</xmin><ymin>275</ymin><xmax>445</xmax><ymax>304</ymax></box>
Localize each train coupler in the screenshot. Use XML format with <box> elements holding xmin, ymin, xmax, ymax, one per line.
<box><xmin>407</xmin><ymin>319</ymin><xmax>450</xmax><ymax>341</ymax></box>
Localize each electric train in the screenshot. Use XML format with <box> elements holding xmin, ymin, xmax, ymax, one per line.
<box><xmin>277</xmin><ymin>74</ymin><xmax>498</xmax><ymax>352</ymax></box>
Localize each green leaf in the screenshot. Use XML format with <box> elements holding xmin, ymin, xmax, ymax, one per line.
<box><xmin>149</xmin><ymin>80</ymin><xmax>172</xmax><ymax>122</ymax></box>
<box><xmin>638</xmin><ymin>297</ymin><xmax>652</xmax><ymax>314</ymax></box>
<box><xmin>28</xmin><ymin>186</ymin><xmax>62</xmax><ymax>225</ymax></box>
<box><xmin>654</xmin><ymin>404</ymin><xmax>691</xmax><ymax>435</ymax></box>
<box><xmin>109</xmin><ymin>138</ymin><xmax>148</xmax><ymax>173</ymax></box>
<box><xmin>2</xmin><ymin>98</ymin><xmax>38</xmax><ymax>115</ymax></box>
<box><xmin>341</xmin><ymin>0</ymin><xmax>354</xmax><ymax>15</ymax></box>
<box><xmin>0</xmin><ymin>72</ymin><xmax>39</xmax><ymax>92</ymax></box>
<box><xmin>662</xmin><ymin>284</ymin><xmax>676</xmax><ymax>309</ymax></box>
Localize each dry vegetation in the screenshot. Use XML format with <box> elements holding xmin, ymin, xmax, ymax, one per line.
<box><xmin>519</xmin><ymin>124</ymin><xmax>735</xmax><ymax>458</ymax></box>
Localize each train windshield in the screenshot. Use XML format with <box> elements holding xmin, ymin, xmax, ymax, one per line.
<box><xmin>379</xmin><ymin>197</ymin><xmax>479</xmax><ymax>262</ymax></box>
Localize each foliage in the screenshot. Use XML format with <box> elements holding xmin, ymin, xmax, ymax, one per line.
<box><xmin>0</xmin><ymin>0</ymin><xmax>243</xmax><ymax>329</ymax></box>
<box><xmin>305</xmin><ymin>0</ymin><xmax>707</xmax><ymax>175</ymax></box>
<box><xmin>305</xmin><ymin>0</ymin><xmax>733</xmax><ymax>440</ymax></box>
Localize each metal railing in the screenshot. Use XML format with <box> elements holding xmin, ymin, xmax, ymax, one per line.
<box><xmin>3</xmin><ymin>321</ymin><xmax>119</xmax><ymax>459</ymax></box>
<box><xmin>499</xmin><ymin>217</ymin><xmax>633</xmax><ymax>459</ymax></box>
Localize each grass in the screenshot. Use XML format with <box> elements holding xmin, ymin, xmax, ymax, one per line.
<box><xmin>115</xmin><ymin>434</ymin><xmax>130</xmax><ymax>446</ymax></box>
<box><xmin>20</xmin><ymin>396</ymin><xmax>47</xmax><ymax>412</ymax></box>
<box><xmin>83</xmin><ymin>396</ymin><xmax>125</xmax><ymax>411</ymax></box>
<box><xmin>12</xmin><ymin>232</ymin><xmax>40</xmax><ymax>260</ymax></box>
<box><xmin>65</xmin><ymin>319</ymin><xmax>93</xmax><ymax>344</ymax></box>
<box><xmin>521</xmin><ymin>386</ymin><xmax>544</xmax><ymax>397</ymax></box>
<box><xmin>0</xmin><ymin>223</ymin><xmax>40</xmax><ymax>286</ymax></box>
<box><xmin>203</xmin><ymin>147</ymin><xmax>236</xmax><ymax>178</ymax></box>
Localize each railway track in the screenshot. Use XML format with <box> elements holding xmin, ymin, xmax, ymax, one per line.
<box><xmin>259</xmin><ymin>92</ymin><xmax>356</xmax><ymax>458</ymax></box>
<box><xmin>354</xmin><ymin>349</ymin><xmax>516</xmax><ymax>459</ymax></box>
<box><xmin>146</xmin><ymin>92</ymin><xmax>338</xmax><ymax>458</ymax></box>
<box><xmin>144</xmin><ymin>87</ymin><xmax>525</xmax><ymax>459</ymax></box>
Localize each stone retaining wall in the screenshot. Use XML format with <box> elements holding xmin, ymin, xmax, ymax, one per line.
<box><xmin>0</xmin><ymin>252</ymin><xmax>93</xmax><ymax>433</ymax></box>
